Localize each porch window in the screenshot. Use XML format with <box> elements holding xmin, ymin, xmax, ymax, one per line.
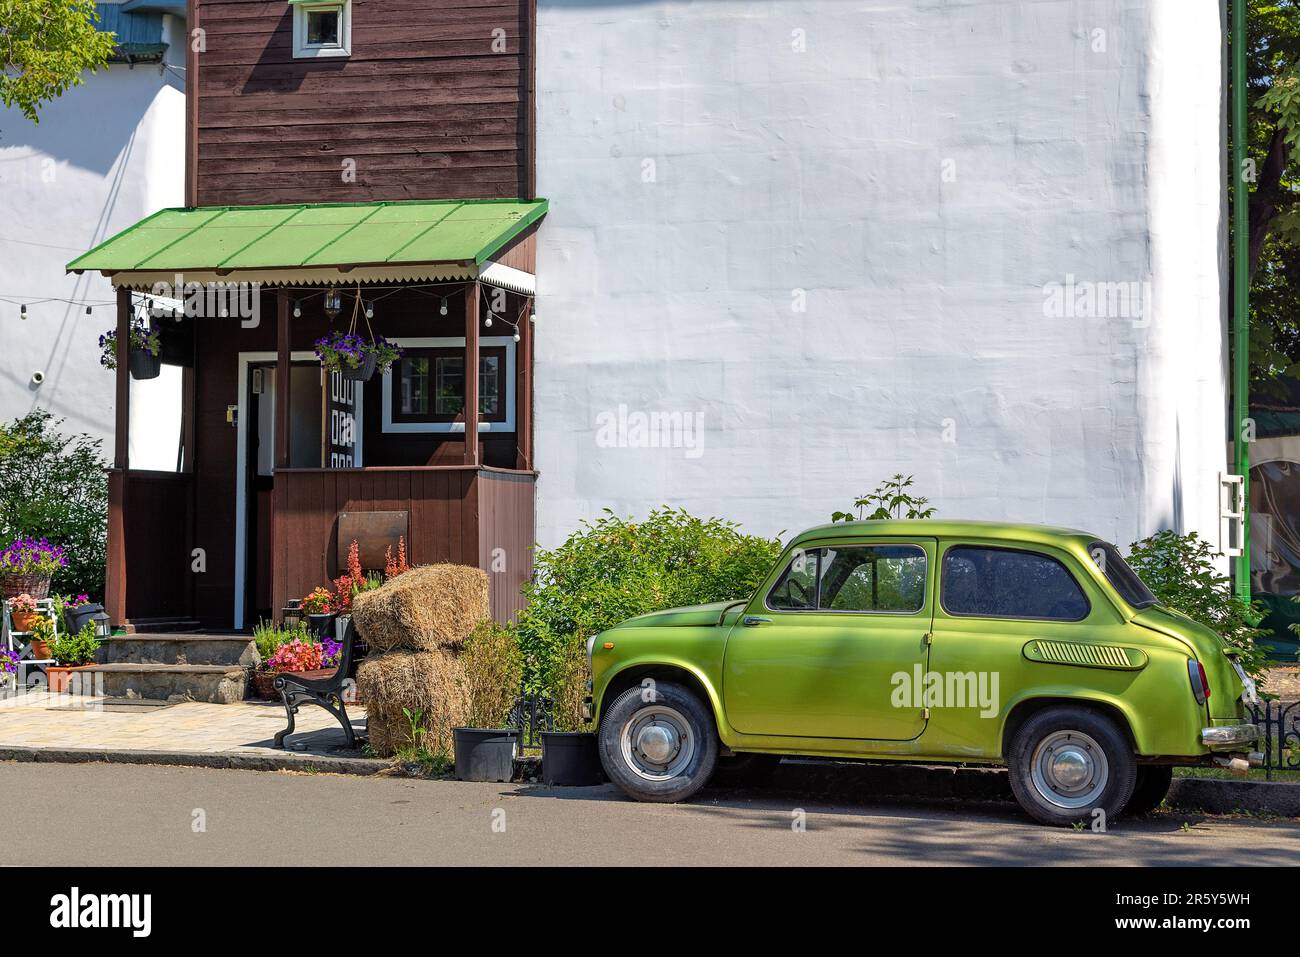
<box><xmin>291</xmin><ymin>0</ymin><xmax>351</xmax><ymax>58</ymax></box>
<box><xmin>391</xmin><ymin>347</ymin><xmax>508</xmax><ymax>425</ymax></box>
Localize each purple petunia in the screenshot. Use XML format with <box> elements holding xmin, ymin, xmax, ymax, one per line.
<box><xmin>0</xmin><ymin>537</ymin><xmax>68</xmax><ymax>575</ymax></box>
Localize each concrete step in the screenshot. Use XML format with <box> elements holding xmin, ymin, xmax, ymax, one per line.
<box><xmin>107</xmin><ymin>634</ymin><xmax>257</xmax><ymax>668</ymax></box>
<box><xmin>79</xmin><ymin>663</ymin><xmax>249</xmax><ymax>704</ymax></box>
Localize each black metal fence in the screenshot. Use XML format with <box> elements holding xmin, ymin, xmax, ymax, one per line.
<box><xmin>1247</xmin><ymin>699</ymin><xmax>1300</xmax><ymax>779</ymax></box>
<box><xmin>509</xmin><ymin>692</ymin><xmax>554</xmax><ymax>750</ymax></box>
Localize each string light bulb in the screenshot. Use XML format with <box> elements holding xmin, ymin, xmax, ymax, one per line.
<box><xmin>439</xmin><ymin>297</ymin><xmax>449</xmax><ymax>316</ymax></box>
<box><xmin>484</xmin><ymin>315</ymin><xmax>492</xmax><ymax>328</ymax></box>
<box><xmin>365</xmin><ymin>301</ymin><xmax>374</xmax><ymax>320</ymax></box>
<box><xmin>293</xmin><ymin>301</ymin><xmax>301</xmax><ymax>318</ymax></box>
<box><xmin>19</xmin><ymin>304</ymin><xmax>26</xmax><ymax>319</ymax></box>
<box><xmin>513</xmin><ymin>331</ymin><xmax>521</xmax><ymax>342</ymax></box>
<box><xmin>85</xmin><ymin>305</ymin><xmax>92</xmax><ymax>316</ymax></box>
<box><xmin>529</xmin><ymin>312</ymin><xmax>537</xmax><ymax>324</ymax></box>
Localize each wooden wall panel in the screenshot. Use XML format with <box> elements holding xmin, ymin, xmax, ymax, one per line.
<box><xmin>194</xmin><ymin>0</ymin><xmax>532</xmax><ymax>206</ymax></box>
<box><xmin>477</xmin><ymin>468</ymin><xmax>535</xmax><ymax>622</ymax></box>
<box><xmin>122</xmin><ymin>472</ymin><xmax>194</xmax><ymax>621</ymax></box>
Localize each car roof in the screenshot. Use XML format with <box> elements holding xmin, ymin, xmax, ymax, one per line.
<box><xmin>792</xmin><ymin>519</ymin><xmax>1100</xmax><ymax>549</ymax></box>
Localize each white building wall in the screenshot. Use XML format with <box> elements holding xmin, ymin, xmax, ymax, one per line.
<box><xmin>0</xmin><ymin>15</ymin><xmax>186</xmax><ymax>469</ymax></box>
<box><xmin>534</xmin><ymin>0</ymin><xmax>1228</xmax><ymax>555</ymax></box>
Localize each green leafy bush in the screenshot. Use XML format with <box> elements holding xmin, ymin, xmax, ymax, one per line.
<box><xmin>49</xmin><ymin>623</ymin><xmax>98</xmax><ymax>666</ymax></box>
<box><xmin>1126</xmin><ymin>530</ymin><xmax>1271</xmax><ymax>689</ymax></box>
<box><xmin>460</xmin><ymin>619</ymin><xmax>523</xmax><ymax>729</ymax></box>
<box><xmin>0</xmin><ymin>411</ymin><xmax>107</xmax><ymax>600</ymax></box>
<box><xmin>833</xmin><ymin>474</ymin><xmax>936</xmax><ymax>522</ymax></box>
<box><xmin>515</xmin><ymin>508</ymin><xmax>783</xmax><ymax>706</ymax></box>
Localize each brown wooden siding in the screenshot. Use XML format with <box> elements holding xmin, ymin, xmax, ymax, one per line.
<box><xmin>272</xmin><ymin>466</ymin><xmax>534</xmax><ymax>622</ymax></box>
<box><xmin>477</xmin><ymin>469</ymin><xmax>535</xmax><ymax>622</ymax></box>
<box><xmin>194</xmin><ymin>0</ymin><xmax>532</xmax><ymax>206</ymax></box>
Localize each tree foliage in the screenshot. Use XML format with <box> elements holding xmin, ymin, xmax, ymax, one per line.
<box><xmin>0</xmin><ymin>411</ymin><xmax>108</xmax><ymax>600</ymax></box>
<box><xmin>0</xmin><ymin>0</ymin><xmax>116</xmax><ymax>125</ymax></box>
<box><xmin>832</xmin><ymin>474</ymin><xmax>936</xmax><ymax>523</ymax></box>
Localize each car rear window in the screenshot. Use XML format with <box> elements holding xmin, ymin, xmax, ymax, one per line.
<box><xmin>941</xmin><ymin>545</ymin><xmax>1090</xmax><ymax>621</ymax></box>
<box><xmin>1088</xmin><ymin>541</ymin><xmax>1157</xmax><ymax>609</ymax></box>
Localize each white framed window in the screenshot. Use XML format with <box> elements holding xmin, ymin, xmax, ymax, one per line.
<box><xmin>381</xmin><ymin>337</ymin><xmax>517</xmax><ymax>434</ymax></box>
<box><xmin>292</xmin><ymin>0</ymin><xmax>351</xmax><ymax>59</ymax></box>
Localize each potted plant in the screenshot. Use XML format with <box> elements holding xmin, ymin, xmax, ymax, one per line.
<box><xmin>1</xmin><ymin>648</ymin><xmax>18</xmax><ymax>690</ymax></box>
<box><xmin>99</xmin><ymin>318</ymin><xmax>162</xmax><ymax>380</ymax></box>
<box><xmin>8</xmin><ymin>593</ymin><xmax>41</xmax><ymax>632</ymax></box>
<box><xmin>46</xmin><ymin>624</ymin><xmax>99</xmax><ymax>693</ymax></box>
<box><xmin>27</xmin><ymin>615</ymin><xmax>55</xmax><ymax>661</ymax></box>
<box><xmin>300</xmin><ymin>586</ymin><xmax>335</xmax><ymax>638</ymax></box>
<box><xmin>0</xmin><ymin>537</ymin><xmax>66</xmax><ymax>600</ymax></box>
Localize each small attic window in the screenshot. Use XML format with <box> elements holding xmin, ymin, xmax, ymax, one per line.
<box><xmin>292</xmin><ymin>0</ymin><xmax>350</xmax><ymax>58</ymax></box>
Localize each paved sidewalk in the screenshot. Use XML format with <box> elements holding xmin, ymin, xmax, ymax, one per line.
<box><xmin>0</xmin><ymin>688</ymin><xmax>369</xmax><ymax>760</ymax></box>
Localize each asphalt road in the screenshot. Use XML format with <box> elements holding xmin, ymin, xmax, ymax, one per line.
<box><xmin>3</xmin><ymin>762</ymin><xmax>1297</xmax><ymax>866</ymax></box>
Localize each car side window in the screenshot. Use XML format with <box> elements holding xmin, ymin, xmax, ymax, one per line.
<box><xmin>941</xmin><ymin>545</ymin><xmax>1089</xmax><ymax>621</ymax></box>
<box><xmin>819</xmin><ymin>545</ymin><xmax>927</xmax><ymax>613</ymax></box>
<box><xmin>767</xmin><ymin>548</ymin><xmax>820</xmax><ymax>610</ymax></box>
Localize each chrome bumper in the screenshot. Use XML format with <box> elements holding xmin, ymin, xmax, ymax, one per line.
<box><xmin>1201</xmin><ymin>723</ymin><xmax>1259</xmax><ymax>749</ymax></box>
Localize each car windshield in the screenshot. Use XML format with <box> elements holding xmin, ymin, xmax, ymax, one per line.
<box><xmin>1089</xmin><ymin>542</ymin><xmax>1157</xmax><ymax>609</ymax></box>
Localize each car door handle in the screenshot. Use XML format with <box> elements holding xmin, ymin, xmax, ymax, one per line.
<box><xmin>742</xmin><ymin>616</ymin><xmax>772</xmax><ymax>627</ymax></box>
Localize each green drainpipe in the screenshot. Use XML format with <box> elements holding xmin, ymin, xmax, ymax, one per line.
<box><xmin>1232</xmin><ymin>0</ymin><xmax>1251</xmax><ymax>601</ymax></box>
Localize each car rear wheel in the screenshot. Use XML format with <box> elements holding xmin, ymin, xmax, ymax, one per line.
<box><xmin>598</xmin><ymin>681</ymin><xmax>719</xmax><ymax>803</ymax></box>
<box><xmin>1124</xmin><ymin>765</ymin><xmax>1173</xmax><ymax>817</ymax></box>
<box><xmin>1007</xmin><ymin>705</ymin><xmax>1137</xmax><ymax>827</ymax></box>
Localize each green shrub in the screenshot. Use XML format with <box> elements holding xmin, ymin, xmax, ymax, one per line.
<box><xmin>0</xmin><ymin>411</ymin><xmax>108</xmax><ymax>600</ymax></box>
<box><xmin>833</xmin><ymin>473</ymin><xmax>936</xmax><ymax>523</ymax></box>
<box><xmin>1126</xmin><ymin>530</ymin><xmax>1271</xmax><ymax>689</ymax></box>
<box><xmin>515</xmin><ymin>507</ymin><xmax>783</xmax><ymax>702</ymax></box>
<box><xmin>461</xmin><ymin>619</ymin><xmax>523</xmax><ymax>729</ymax></box>
<box><xmin>49</xmin><ymin>623</ymin><xmax>98</xmax><ymax>666</ymax></box>
<box><xmin>253</xmin><ymin>618</ymin><xmax>309</xmax><ymax>663</ymax></box>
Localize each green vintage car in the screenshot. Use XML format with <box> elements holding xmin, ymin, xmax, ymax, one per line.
<box><xmin>584</xmin><ymin>520</ymin><xmax>1261</xmax><ymax>825</ymax></box>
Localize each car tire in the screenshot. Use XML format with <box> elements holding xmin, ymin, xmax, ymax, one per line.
<box><xmin>1124</xmin><ymin>766</ymin><xmax>1173</xmax><ymax>817</ymax></box>
<box><xmin>710</xmin><ymin>752</ymin><xmax>782</xmax><ymax>788</ymax></box>
<box><xmin>1007</xmin><ymin>705</ymin><xmax>1137</xmax><ymax>827</ymax></box>
<box><xmin>598</xmin><ymin>680</ymin><xmax>719</xmax><ymax>803</ymax></box>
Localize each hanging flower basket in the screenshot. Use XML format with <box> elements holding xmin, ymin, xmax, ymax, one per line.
<box><xmin>0</xmin><ymin>538</ymin><xmax>66</xmax><ymax>600</ymax></box>
<box><xmin>100</xmin><ymin>318</ymin><xmax>162</xmax><ymax>380</ymax></box>
<box><xmin>313</xmin><ymin>285</ymin><xmax>401</xmax><ymax>382</ymax></box>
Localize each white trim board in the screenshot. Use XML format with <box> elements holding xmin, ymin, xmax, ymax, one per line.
<box><xmin>381</xmin><ymin>336</ymin><xmax>517</xmax><ymax>434</ymax></box>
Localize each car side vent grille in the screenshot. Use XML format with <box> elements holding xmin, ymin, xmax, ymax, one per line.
<box><xmin>1023</xmin><ymin>640</ymin><xmax>1147</xmax><ymax>671</ymax></box>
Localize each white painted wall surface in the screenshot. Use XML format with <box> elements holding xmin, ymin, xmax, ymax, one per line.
<box><xmin>0</xmin><ymin>16</ymin><xmax>185</xmax><ymax>469</ymax></box>
<box><xmin>534</xmin><ymin>0</ymin><xmax>1228</xmax><ymax>556</ymax></box>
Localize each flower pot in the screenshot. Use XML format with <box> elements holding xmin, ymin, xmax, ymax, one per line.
<box><xmin>1</xmin><ymin>572</ymin><xmax>51</xmax><ymax>600</ymax></box>
<box><xmin>29</xmin><ymin>638</ymin><xmax>52</xmax><ymax>660</ymax></box>
<box><xmin>339</xmin><ymin>352</ymin><xmax>377</xmax><ymax>382</ymax></box>
<box><xmin>306</xmin><ymin>613</ymin><xmax>335</xmax><ymax>639</ymax></box>
<box><xmin>47</xmin><ymin>664</ymin><xmax>97</xmax><ymax>694</ymax></box>
<box><xmin>252</xmin><ymin>671</ymin><xmax>280</xmax><ymax>700</ymax></box>
<box><xmin>128</xmin><ymin>347</ymin><xmax>161</xmax><ymax>380</ymax></box>
<box><xmin>453</xmin><ymin>728</ymin><xmax>519</xmax><ymax>782</ymax></box>
<box><xmin>541</xmin><ymin>732</ymin><xmax>604</xmax><ymax>786</ymax></box>
<box><xmin>10</xmin><ymin>610</ymin><xmax>41</xmax><ymax>632</ymax></box>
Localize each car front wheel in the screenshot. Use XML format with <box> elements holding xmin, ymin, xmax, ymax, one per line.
<box><xmin>598</xmin><ymin>680</ymin><xmax>719</xmax><ymax>803</ymax></box>
<box><xmin>1007</xmin><ymin>705</ymin><xmax>1137</xmax><ymax>827</ymax></box>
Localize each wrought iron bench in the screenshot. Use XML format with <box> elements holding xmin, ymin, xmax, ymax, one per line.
<box><xmin>273</xmin><ymin>618</ymin><xmax>360</xmax><ymax>750</ymax></box>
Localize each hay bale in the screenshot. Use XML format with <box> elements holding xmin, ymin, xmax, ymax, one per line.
<box><xmin>351</xmin><ymin>564</ymin><xmax>488</xmax><ymax>652</ymax></box>
<box><xmin>357</xmin><ymin>649</ymin><xmax>469</xmax><ymax>756</ymax></box>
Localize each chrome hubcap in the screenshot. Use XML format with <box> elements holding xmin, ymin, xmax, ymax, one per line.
<box><xmin>1031</xmin><ymin>729</ymin><xmax>1109</xmax><ymax>810</ymax></box>
<box><xmin>621</xmin><ymin>705</ymin><xmax>696</xmax><ymax>781</ymax></box>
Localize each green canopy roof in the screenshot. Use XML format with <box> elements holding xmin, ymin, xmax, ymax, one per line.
<box><xmin>67</xmin><ymin>199</ymin><xmax>547</xmax><ymax>275</ymax></box>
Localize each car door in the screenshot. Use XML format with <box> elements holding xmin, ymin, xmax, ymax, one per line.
<box><xmin>722</xmin><ymin>538</ymin><xmax>935</xmax><ymax>740</ymax></box>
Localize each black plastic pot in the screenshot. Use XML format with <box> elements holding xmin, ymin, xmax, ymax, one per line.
<box><xmin>129</xmin><ymin>348</ymin><xmax>161</xmax><ymax>380</ymax></box>
<box><xmin>541</xmin><ymin>732</ymin><xmax>604</xmax><ymax>786</ymax></box>
<box><xmin>453</xmin><ymin>728</ymin><xmax>519</xmax><ymax>782</ymax></box>
<box><xmin>340</xmin><ymin>352</ymin><xmax>377</xmax><ymax>382</ymax></box>
<box><xmin>306</xmin><ymin>613</ymin><xmax>335</xmax><ymax>639</ymax></box>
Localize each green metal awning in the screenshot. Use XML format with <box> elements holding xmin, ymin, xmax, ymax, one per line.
<box><xmin>67</xmin><ymin>199</ymin><xmax>547</xmax><ymax>289</ymax></box>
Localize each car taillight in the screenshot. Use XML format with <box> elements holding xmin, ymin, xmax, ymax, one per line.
<box><xmin>1187</xmin><ymin>659</ymin><xmax>1210</xmax><ymax>704</ymax></box>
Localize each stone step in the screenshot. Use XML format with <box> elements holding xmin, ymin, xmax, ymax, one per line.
<box><xmin>79</xmin><ymin>663</ymin><xmax>249</xmax><ymax>704</ymax></box>
<box><xmin>107</xmin><ymin>634</ymin><xmax>257</xmax><ymax>668</ymax></box>
<box><xmin>125</xmin><ymin>618</ymin><xmax>203</xmax><ymax>635</ymax></box>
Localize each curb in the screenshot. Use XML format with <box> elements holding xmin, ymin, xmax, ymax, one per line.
<box><xmin>0</xmin><ymin>746</ymin><xmax>390</xmax><ymax>776</ymax></box>
<box><xmin>1167</xmin><ymin>777</ymin><xmax>1300</xmax><ymax>817</ymax></box>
